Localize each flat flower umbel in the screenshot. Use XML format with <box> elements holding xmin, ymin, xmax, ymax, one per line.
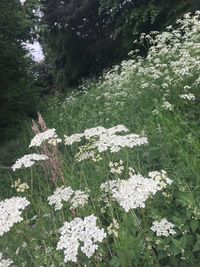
<box><xmin>64</xmin><ymin>125</ymin><xmax>148</xmax><ymax>162</ymax></box>
<box><xmin>0</xmin><ymin>197</ymin><xmax>30</xmax><ymax>236</ymax></box>
<box><xmin>151</xmin><ymin>218</ymin><xmax>176</xmax><ymax>237</ymax></box>
<box><xmin>12</xmin><ymin>153</ymin><xmax>48</xmax><ymax>171</ymax></box>
<box><xmin>100</xmin><ymin>171</ymin><xmax>172</xmax><ymax>212</ymax></box>
<box><xmin>57</xmin><ymin>215</ymin><xmax>106</xmax><ymax>263</ymax></box>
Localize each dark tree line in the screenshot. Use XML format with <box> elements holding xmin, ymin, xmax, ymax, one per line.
<box><xmin>0</xmin><ymin>0</ymin><xmax>41</xmax><ymax>141</ymax></box>
<box><xmin>41</xmin><ymin>0</ymin><xmax>200</xmax><ymax>88</ymax></box>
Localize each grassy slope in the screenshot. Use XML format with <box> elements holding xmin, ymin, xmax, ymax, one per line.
<box><xmin>1</xmin><ymin>12</ymin><xmax>200</xmax><ymax>267</ymax></box>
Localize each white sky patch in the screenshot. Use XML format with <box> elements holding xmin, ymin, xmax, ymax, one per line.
<box><xmin>25</xmin><ymin>41</ymin><xmax>44</xmax><ymax>62</ymax></box>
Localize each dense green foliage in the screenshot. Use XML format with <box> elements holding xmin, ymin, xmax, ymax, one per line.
<box><xmin>42</xmin><ymin>0</ymin><xmax>200</xmax><ymax>88</ymax></box>
<box><xmin>0</xmin><ymin>0</ymin><xmax>40</xmax><ymax>142</ymax></box>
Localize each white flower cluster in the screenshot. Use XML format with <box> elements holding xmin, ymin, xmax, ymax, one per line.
<box><xmin>47</xmin><ymin>137</ymin><xmax>62</xmax><ymax>146</ymax></box>
<box><xmin>95</xmin><ymin>11</ymin><xmax>200</xmax><ymax>122</ymax></box>
<box><xmin>70</xmin><ymin>190</ymin><xmax>90</xmax><ymax>209</ymax></box>
<box><xmin>128</xmin><ymin>167</ymin><xmax>135</xmax><ymax>176</ymax></box>
<box><xmin>109</xmin><ymin>160</ymin><xmax>124</xmax><ymax>175</ymax></box>
<box><xmin>12</xmin><ymin>179</ymin><xmax>29</xmax><ymax>192</ymax></box>
<box><xmin>12</xmin><ymin>154</ymin><xmax>48</xmax><ymax>171</ymax></box>
<box><xmin>0</xmin><ymin>197</ymin><xmax>30</xmax><ymax>236</ymax></box>
<box><xmin>0</xmin><ymin>252</ymin><xmax>13</xmax><ymax>267</ymax></box>
<box><xmin>65</xmin><ymin>125</ymin><xmax>148</xmax><ymax>161</ymax></box>
<box><xmin>64</xmin><ymin>125</ymin><xmax>129</xmax><ymax>145</ymax></box>
<box><xmin>148</xmin><ymin>170</ymin><xmax>172</xmax><ymax>189</ymax></box>
<box><xmin>29</xmin><ymin>128</ymin><xmax>58</xmax><ymax>147</ymax></box>
<box><xmin>179</xmin><ymin>93</ymin><xmax>196</xmax><ymax>101</ymax></box>
<box><xmin>47</xmin><ymin>186</ymin><xmax>89</xmax><ymax>210</ymax></box>
<box><xmin>89</xmin><ymin>133</ymin><xmax>147</xmax><ymax>154</ymax></box>
<box><xmin>162</xmin><ymin>101</ymin><xmax>174</xmax><ymax>111</ymax></box>
<box><xmin>107</xmin><ymin>219</ymin><xmax>119</xmax><ymax>238</ymax></box>
<box><xmin>64</xmin><ymin>133</ymin><xmax>84</xmax><ymax>145</ymax></box>
<box><xmin>75</xmin><ymin>149</ymin><xmax>102</xmax><ymax>162</ymax></box>
<box><xmin>57</xmin><ymin>215</ymin><xmax>107</xmax><ymax>263</ymax></box>
<box><xmin>100</xmin><ymin>171</ymin><xmax>172</xmax><ymax>212</ymax></box>
<box><xmin>151</xmin><ymin>218</ymin><xmax>176</xmax><ymax>237</ymax></box>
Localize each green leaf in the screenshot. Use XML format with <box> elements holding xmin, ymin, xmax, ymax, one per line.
<box><xmin>193</xmin><ymin>241</ymin><xmax>200</xmax><ymax>252</ymax></box>
<box><xmin>190</xmin><ymin>220</ymin><xmax>199</xmax><ymax>233</ymax></box>
<box><xmin>110</xmin><ymin>256</ymin><xmax>121</xmax><ymax>267</ymax></box>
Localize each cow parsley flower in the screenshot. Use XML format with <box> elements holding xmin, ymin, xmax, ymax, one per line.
<box><xmin>48</xmin><ymin>137</ymin><xmax>62</xmax><ymax>146</ymax></box>
<box><xmin>12</xmin><ymin>154</ymin><xmax>48</xmax><ymax>171</ymax></box>
<box><xmin>128</xmin><ymin>167</ymin><xmax>135</xmax><ymax>176</ymax></box>
<box><xmin>148</xmin><ymin>170</ymin><xmax>172</xmax><ymax>189</ymax></box>
<box><xmin>70</xmin><ymin>190</ymin><xmax>89</xmax><ymax>209</ymax></box>
<box><xmin>29</xmin><ymin>128</ymin><xmax>57</xmax><ymax>147</ymax></box>
<box><xmin>57</xmin><ymin>215</ymin><xmax>106</xmax><ymax>263</ymax></box>
<box><xmin>0</xmin><ymin>252</ymin><xmax>13</xmax><ymax>267</ymax></box>
<box><xmin>0</xmin><ymin>197</ymin><xmax>30</xmax><ymax>236</ymax></box>
<box><xmin>101</xmin><ymin>174</ymin><xmax>159</xmax><ymax>212</ymax></box>
<box><xmin>101</xmin><ymin>171</ymin><xmax>172</xmax><ymax>212</ymax></box>
<box><xmin>64</xmin><ymin>133</ymin><xmax>84</xmax><ymax>145</ymax></box>
<box><xmin>47</xmin><ymin>186</ymin><xmax>74</xmax><ymax>210</ymax></box>
<box><xmin>47</xmin><ymin>186</ymin><xmax>89</xmax><ymax>210</ymax></box>
<box><xmin>109</xmin><ymin>160</ymin><xmax>124</xmax><ymax>175</ymax></box>
<box><xmin>69</xmin><ymin>125</ymin><xmax>148</xmax><ymax>162</ymax></box>
<box><xmin>162</xmin><ymin>101</ymin><xmax>174</xmax><ymax>111</ymax></box>
<box><xmin>12</xmin><ymin>179</ymin><xmax>29</xmax><ymax>192</ymax></box>
<box><xmin>107</xmin><ymin>219</ymin><xmax>119</xmax><ymax>238</ymax></box>
<box><xmin>151</xmin><ymin>218</ymin><xmax>176</xmax><ymax>236</ymax></box>
<box><xmin>92</xmin><ymin>132</ymin><xmax>148</xmax><ymax>153</ymax></box>
<box><xmin>179</xmin><ymin>93</ymin><xmax>196</xmax><ymax>101</ymax></box>
<box><xmin>64</xmin><ymin>125</ymin><xmax>146</xmax><ymax>151</ymax></box>
<box><xmin>75</xmin><ymin>150</ymin><xmax>99</xmax><ymax>162</ymax></box>
<box><xmin>64</xmin><ymin>125</ymin><xmax>129</xmax><ymax>145</ymax></box>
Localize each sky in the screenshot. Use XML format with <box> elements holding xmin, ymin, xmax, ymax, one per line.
<box><xmin>20</xmin><ymin>0</ymin><xmax>44</xmax><ymax>62</ymax></box>
<box><xmin>26</xmin><ymin>42</ymin><xmax>44</xmax><ymax>62</ymax></box>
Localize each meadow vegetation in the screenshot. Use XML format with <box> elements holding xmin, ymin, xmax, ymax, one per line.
<box><xmin>1</xmin><ymin>11</ymin><xmax>200</xmax><ymax>267</ymax></box>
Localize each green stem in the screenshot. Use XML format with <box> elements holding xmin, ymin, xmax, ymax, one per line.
<box><xmin>131</xmin><ymin>210</ymin><xmax>160</xmax><ymax>267</ymax></box>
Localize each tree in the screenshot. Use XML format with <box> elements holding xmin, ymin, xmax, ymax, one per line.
<box><xmin>0</xmin><ymin>0</ymin><xmax>40</xmax><ymax>141</ymax></box>
<box><xmin>42</xmin><ymin>0</ymin><xmax>200</xmax><ymax>89</ymax></box>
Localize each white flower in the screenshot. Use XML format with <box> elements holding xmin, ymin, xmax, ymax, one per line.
<box><xmin>57</xmin><ymin>215</ymin><xmax>106</xmax><ymax>263</ymax></box>
<box><xmin>70</xmin><ymin>190</ymin><xmax>89</xmax><ymax>209</ymax></box>
<box><xmin>148</xmin><ymin>170</ymin><xmax>172</xmax><ymax>189</ymax></box>
<box><xmin>48</xmin><ymin>138</ymin><xmax>62</xmax><ymax>146</ymax></box>
<box><xmin>93</xmin><ymin>132</ymin><xmax>148</xmax><ymax>153</ymax></box>
<box><xmin>101</xmin><ymin>171</ymin><xmax>172</xmax><ymax>212</ymax></box>
<box><xmin>151</xmin><ymin>218</ymin><xmax>176</xmax><ymax>236</ymax></box>
<box><xmin>152</xmin><ymin>109</ymin><xmax>159</xmax><ymax>115</ymax></box>
<box><xmin>47</xmin><ymin>186</ymin><xmax>89</xmax><ymax>210</ymax></box>
<box><xmin>64</xmin><ymin>125</ymin><xmax>129</xmax><ymax>145</ymax></box>
<box><xmin>64</xmin><ymin>133</ymin><xmax>84</xmax><ymax>145</ymax></box>
<box><xmin>107</xmin><ymin>219</ymin><xmax>119</xmax><ymax>238</ymax></box>
<box><xmin>69</xmin><ymin>125</ymin><xmax>148</xmax><ymax>162</ymax></box>
<box><xmin>12</xmin><ymin>154</ymin><xmax>48</xmax><ymax>171</ymax></box>
<box><xmin>84</xmin><ymin>126</ymin><xmax>108</xmax><ymax>139</ymax></box>
<box><xmin>179</xmin><ymin>93</ymin><xmax>196</xmax><ymax>101</ymax></box>
<box><xmin>29</xmin><ymin>128</ymin><xmax>57</xmax><ymax>147</ymax></box>
<box><xmin>109</xmin><ymin>160</ymin><xmax>124</xmax><ymax>175</ymax></box>
<box><xmin>162</xmin><ymin>101</ymin><xmax>174</xmax><ymax>111</ymax></box>
<box><xmin>0</xmin><ymin>252</ymin><xmax>13</xmax><ymax>267</ymax></box>
<box><xmin>47</xmin><ymin>186</ymin><xmax>74</xmax><ymax>210</ymax></box>
<box><xmin>128</xmin><ymin>167</ymin><xmax>135</xmax><ymax>176</ymax></box>
<box><xmin>75</xmin><ymin>150</ymin><xmax>98</xmax><ymax>162</ymax></box>
<box><xmin>12</xmin><ymin>179</ymin><xmax>29</xmax><ymax>192</ymax></box>
<box><xmin>0</xmin><ymin>197</ymin><xmax>30</xmax><ymax>236</ymax></box>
